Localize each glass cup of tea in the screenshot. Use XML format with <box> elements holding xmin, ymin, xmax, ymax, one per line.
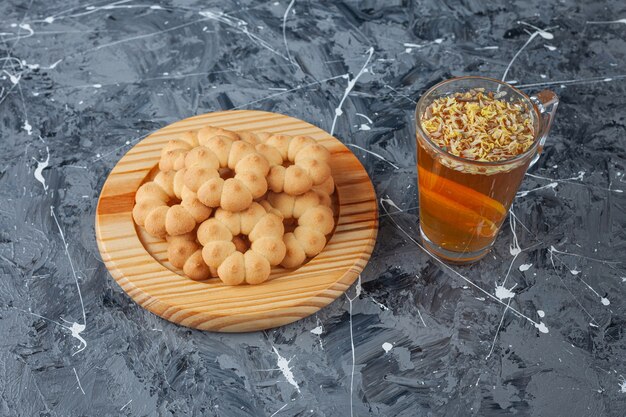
<box><xmin>415</xmin><ymin>76</ymin><xmax>558</xmax><ymax>263</ymax></box>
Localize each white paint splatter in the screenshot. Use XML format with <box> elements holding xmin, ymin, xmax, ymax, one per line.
<box><xmin>570</xmin><ymin>170</ymin><xmax>585</xmax><ymax>181</ymax></box>
<box><xmin>69</xmin><ymin>1</ymin><xmax>166</xmax><ymax>16</ymax></box>
<box><xmin>43</xmin><ymin>16</ymin><xmax>55</xmax><ymax>23</ymax></box>
<box><xmin>486</xmin><ymin>299</ymin><xmax>511</xmax><ymax>359</ymax></box>
<box><xmin>310</xmin><ymin>326</ymin><xmax>322</xmax><ymax>335</ymax></box>
<box><xmin>199</xmin><ymin>10</ymin><xmax>289</xmax><ymax>60</ymax></box>
<box><xmin>67</xmin><ymin>321</ymin><xmax>87</xmax><ymax>353</ymax></box>
<box><xmin>519</xmin><ymin>263</ymin><xmax>533</xmax><ymax>272</ymax></box>
<box><xmin>382</xmin><ymin>342</ymin><xmax>393</xmax><ymax>353</ymax></box>
<box><xmin>507</xmin><ymin>244</ymin><xmax>521</xmax><ymax>259</ymax></box>
<box><xmin>370</xmin><ymin>297</ymin><xmax>389</xmax><ymax>311</ymax></box>
<box><xmin>544</xmin><ymin>44</ymin><xmax>557</xmax><ymax>51</ymax></box>
<box><xmin>346</xmin><ymin>275</ymin><xmax>361</xmax><ymax>417</ymax></box>
<box><xmin>383</xmin><ymin>83</ymin><xmax>417</xmax><ymax>104</ymax></box>
<box><xmin>92</xmin><ymin>84</ymin><xmax>102</xmax><ymax>88</ymax></box>
<box><xmin>508</xmin><ymin>208</ymin><xmax>522</xmax><ymax>257</ymax></box>
<box><xmin>516</xmin><ymin>74</ymin><xmax>626</xmax><ymax>89</ymax></box>
<box><xmin>540</xmin><ymin>74</ymin><xmax>547</xmax><ymax>79</ymax></box>
<box><xmin>502</xmin><ymin>31</ymin><xmax>540</xmax><ymax>82</ymax></box>
<box><xmin>24</xmin><ymin>310</ymin><xmax>87</xmax><ymax>355</ymax></box>
<box><xmin>346</xmin><ymin>144</ymin><xmax>399</xmax><ymax>169</ymax></box>
<box><xmin>536</xmin><ymin>322</ymin><xmax>549</xmax><ymax>334</ymax></box>
<box><xmin>272</xmin><ymin>346</ymin><xmax>300</xmax><ymax>392</ymax></box>
<box><xmin>475</xmin><ymin>46</ymin><xmax>499</xmax><ymax>50</ymax></box>
<box><xmin>586</xmin><ymin>18</ymin><xmax>626</xmax><ymax>25</ymax></box>
<box><xmin>23</xmin><ymin>119</ymin><xmax>32</xmax><ymax>135</ymax></box>
<box><xmin>518</xmin><ymin>21</ymin><xmax>554</xmax><ymax>39</ymax></box>
<box><xmin>50</xmin><ymin>206</ymin><xmax>87</xmax><ymax>354</ymax></box>
<box><xmin>517</xmin><ymin>182</ymin><xmax>558</xmax><ymax>197</ymax></box>
<box><xmin>233</xmin><ymin>74</ymin><xmax>345</xmax><ymax>110</ymax></box>
<box><xmin>378</xmin><ymin>204</ymin><xmax>418</xmax><ymax>219</ymax></box>
<box><xmin>330</xmin><ymin>47</ymin><xmax>374</xmax><ymax>136</ymax></box>
<box><xmin>525</xmin><ymin>170</ymin><xmax>624</xmax><ymax>194</ymax></box>
<box><xmin>548</xmin><ymin>246</ymin><xmax>612</xmax><ymax>307</ymax></box>
<box><xmin>34</xmin><ymin>146</ymin><xmax>50</xmax><ymax>190</ymax></box>
<box><xmin>570</xmin><ymin>269</ymin><xmax>580</xmax><ymax>275</ymax></box>
<box><xmin>18</xmin><ymin>23</ymin><xmax>34</xmax><ymax>37</ymax></box>
<box><xmin>403</xmin><ymin>38</ymin><xmax>443</xmax><ymax>50</ymax></box>
<box><xmin>355</xmin><ymin>112</ymin><xmax>373</xmax><ymax>123</ymax></box>
<box><xmin>3</xmin><ymin>70</ymin><xmax>21</xmax><ymax>85</ymax></box>
<box><xmin>270</xmin><ymin>403</ymin><xmax>288</xmax><ymax>417</ymax></box>
<box><xmin>619</xmin><ymin>376</ymin><xmax>626</xmax><ymax>393</ymax></box>
<box><xmin>48</xmin><ymin>59</ymin><xmax>63</xmax><ymax>69</ymax></box>
<box><xmin>495</xmin><ymin>284</ymin><xmax>517</xmax><ymax>300</ymax></box>
<box><xmin>416</xmin><ymin>308</ymin><xmax>427</xmax><ymax>327</ymax></box>
<box><xmin>502</xmin><ymin>21</ymin><xmax>555</xmax><ymax>82</ymax></box>
<box><xmin>282</xmin><ymin>0</ymin><xmax>297</xmax><ymax>64</ymax></box>
<box><xmin>73</xmin><ymin>368</ymin><xmax>85</xmax><ymax>395</ymax></box>
<box><xmin>380</xmin><ymin>196</ymin><xmax>402</xmax><ymax>212</ymax></box>
<box><xmin>359</xmin><ymin>124</ymin><xmax>371</xmax><ymax>131</ymax></box>
<box><xmin>537</xmin><ymin>310</ymin><xmax>545</xmax><ymax>317</ymax></box>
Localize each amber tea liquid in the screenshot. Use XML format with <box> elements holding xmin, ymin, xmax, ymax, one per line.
<box><xmin>417</xmin><ymin>140</ymin><xmax>529</xmax><ymax>261</ymax></box>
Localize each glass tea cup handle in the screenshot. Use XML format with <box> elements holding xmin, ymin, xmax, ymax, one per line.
<box><xmin>528</xmin><ymin>89</ymin><xmax>559</xmax><ymax>167</ymax></box>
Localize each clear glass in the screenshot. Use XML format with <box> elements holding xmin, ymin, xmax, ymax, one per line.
<box><xmin>415</xmin><ymin>76</ymin><xmax>559</xmax><ymax>263</ymax></box>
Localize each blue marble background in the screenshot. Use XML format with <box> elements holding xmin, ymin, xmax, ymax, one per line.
<box><xmin>0</xmin><ymin>0</ymin><xmax>625</xmax><ymax>416</ymax></box>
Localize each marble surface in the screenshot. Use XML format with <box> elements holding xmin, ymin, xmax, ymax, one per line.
<box><xmin>1</xmin><ymin>0</ymin><xmax>625</xmax><ymax>416</ymax></box>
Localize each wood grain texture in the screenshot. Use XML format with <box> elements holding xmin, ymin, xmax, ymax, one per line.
<box><xmin>96</xmin><ymin>110</ymin><xmax>378</xmax><ymax>332</ymax></box>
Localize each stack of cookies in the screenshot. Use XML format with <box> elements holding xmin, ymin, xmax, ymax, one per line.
<box><xmin>132</xmin><ymin>126</ymin><xmax>335</xmax><ymax>285</ymax></box>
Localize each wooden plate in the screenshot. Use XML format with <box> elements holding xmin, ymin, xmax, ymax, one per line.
<box><xmin>96</xmin><ymin>110</ymin><xmax>378</xmax><ymax>332</ymax></box>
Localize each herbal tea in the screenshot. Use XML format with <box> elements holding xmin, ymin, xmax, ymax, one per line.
<box><xmin>417</xmin><ymin>87</ymin><xmax>537</xmax><ymax>261</ymax></box>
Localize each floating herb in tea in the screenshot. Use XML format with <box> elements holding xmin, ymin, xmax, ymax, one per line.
<box><xmin>420</xmin><ymin>88</ymin><xmax>535</xmax><ymax>162</ymax></box>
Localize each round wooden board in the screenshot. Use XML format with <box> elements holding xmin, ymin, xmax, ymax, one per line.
<box><xmin>96</xmin><ymin>110</ymin><xmax>378</xmax><ymax>332</ymax></box>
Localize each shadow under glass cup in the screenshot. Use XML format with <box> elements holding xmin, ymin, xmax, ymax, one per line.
<box><xmin>415</xmin><ymin>76</ymin><xmax>558</xmax><ymax>263</ymax></box>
